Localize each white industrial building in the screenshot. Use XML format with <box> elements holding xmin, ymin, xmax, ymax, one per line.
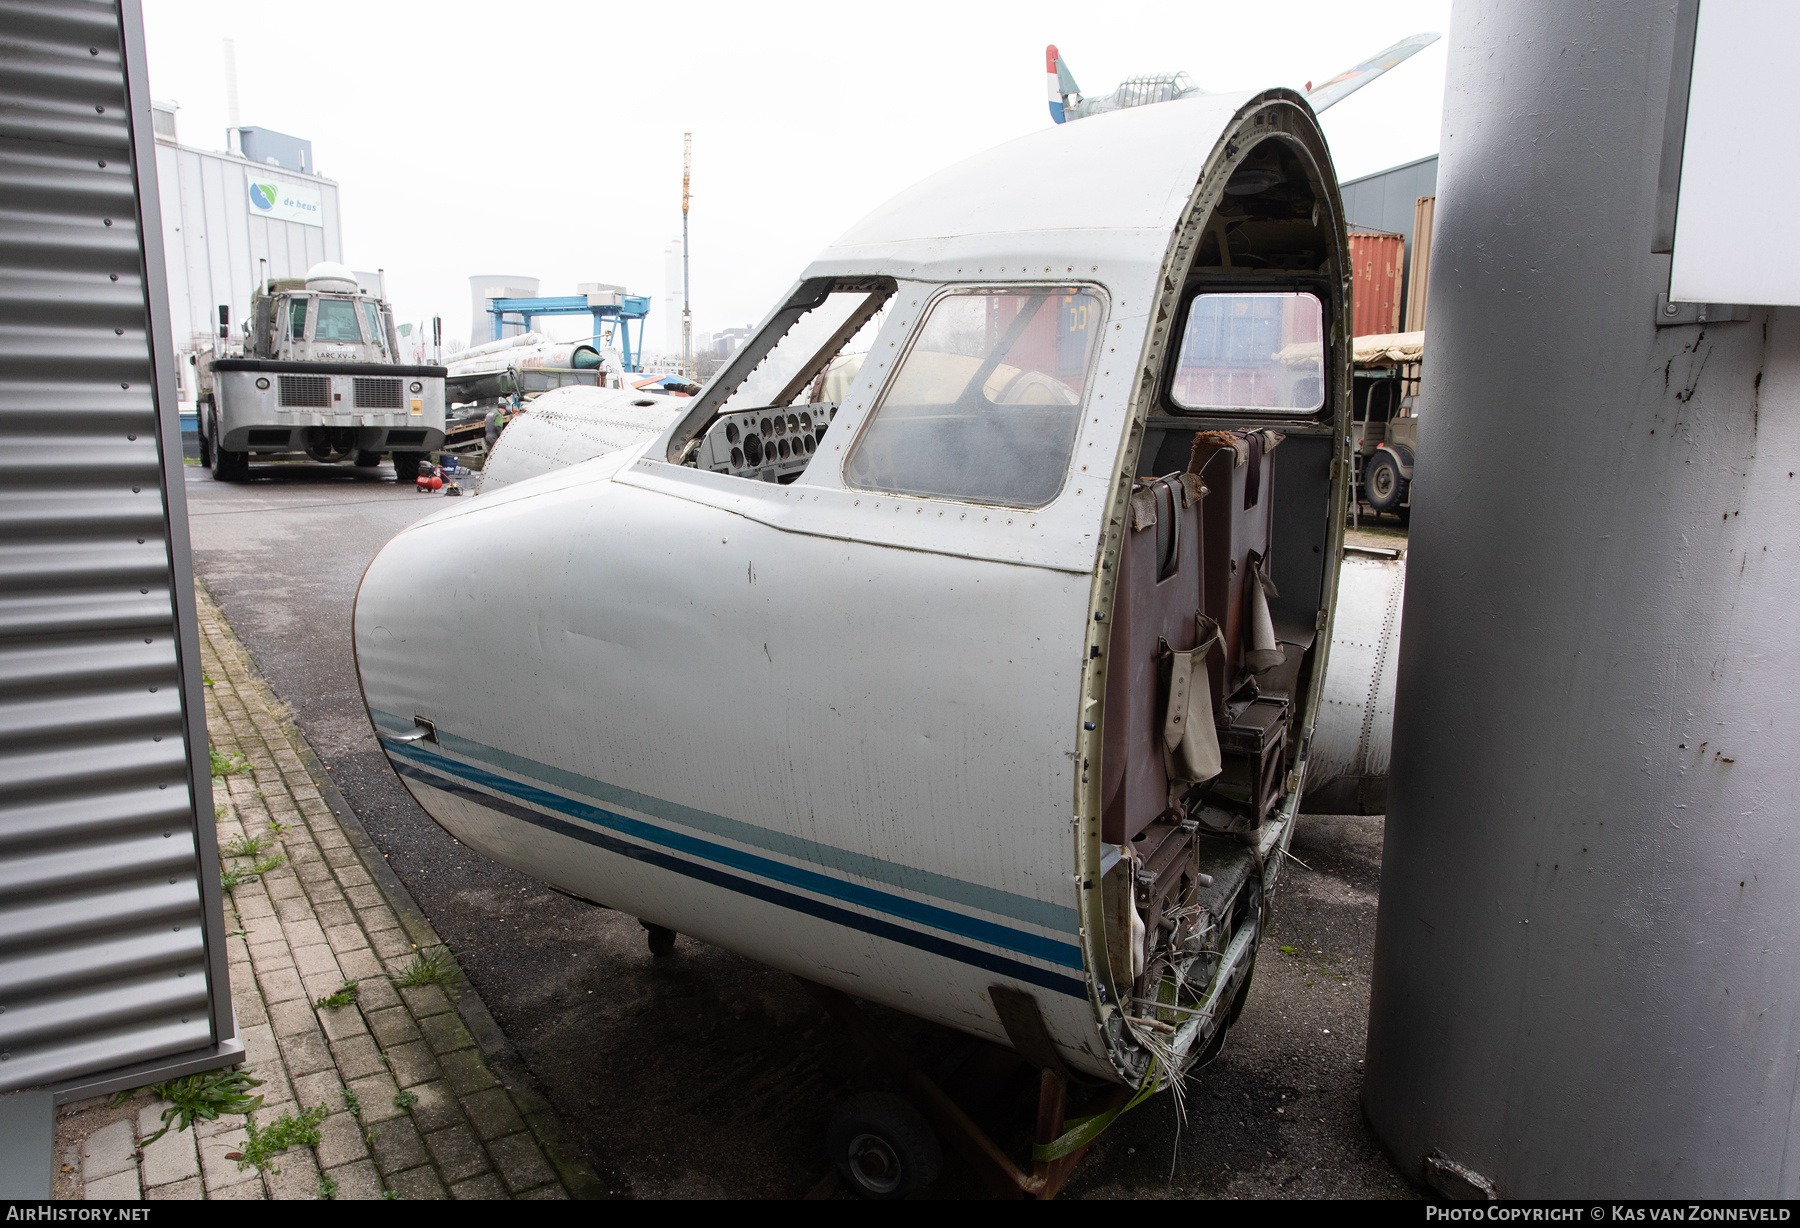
<box><xmin>150</xmin><ymin>103</ymin><xmax>348</xmax><ymax>366</ymax></box>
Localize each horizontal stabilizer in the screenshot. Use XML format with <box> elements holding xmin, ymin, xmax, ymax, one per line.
<box><xmin>1306</xmin><ymin>32</ymin><xmax>1440</xmax><ymax>112</ymax></box>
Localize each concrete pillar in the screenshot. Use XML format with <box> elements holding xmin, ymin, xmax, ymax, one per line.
<box><xmin>1363</xmin><ymin>0</ymin><xmax>1800</xmax><ymax>1198</ymax></box>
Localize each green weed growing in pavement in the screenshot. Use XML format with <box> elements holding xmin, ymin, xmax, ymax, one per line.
<box><xmin>381</xmin><ymin>1190</ymin><xmax>399</xmax><ymax>1200</ymax></box>
<box><xmin>318</xmin><ymin>1174</ymin><xmax>339</xmax><ymax>1200</ymax></box>
<box><xmin>314</xmin><ymin>980</ymin><xmax>359</xmax><ymax>1010</ymax></box>
<box><xmin>342</xmin><ymin>1087</ymin><xmax>380</xmax><ymax>1147</ymax></box>
<box><xmin>218</xmin><ymin>839</ymin><xmax>286</xmax><ymax>891</ymax></box>
<box><xmin>220</xmin><ymin>833</ymin><xmax>271</xmax><ymax>859</ymax></box>
<box><xmin>393</xmin><ymin>948</ymin><xmax>455</xmax><ymax>988</ymax></box>
<box><xmin>238</xmin><ymin>1102</ymin><xmax>328</xmax><ymax>1173</ymax></box>
<box><xmin>392</xmin><ymin>1089</ymin><xmax>418</xmax><ymax>1111</ymax></box>
<box><xmin>210</xmin><ymin>747</ymin><xmax>250</xmax><ymax>777</ymax></box>
<box><xmin>121</xmin><ymin>1069</ymin><xmax>264</xmax><ymax>1144</ymax></box>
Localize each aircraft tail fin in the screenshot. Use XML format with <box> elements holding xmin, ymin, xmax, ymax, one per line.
<box><xmin>1305</xmin><ymin>31</ymin><xmax>1440</xmax><ymax>112</ymax></box>
<box><xmin>1046</xmin><ymin>44</ymin><xmax>1081</xmax><ymax>124</ymax></box>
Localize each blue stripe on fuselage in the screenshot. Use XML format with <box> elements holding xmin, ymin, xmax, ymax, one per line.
<box><xmin>367</xmin><ymin>709</ymin><xmax>1076</xmax><ymax>933</ymax></box>
<box><xmin>385</xmin><ymin>742</ymin><xmax>1084</xmax><ymax>971</ymax></box>
<box><xmin>393</xmin><ymin>756</ymin><xmax>1088</xmax><ymax>998</ymax></box>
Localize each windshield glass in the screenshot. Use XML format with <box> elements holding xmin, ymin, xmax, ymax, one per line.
<box><xmin>289</xmin><ymin>298</ymin><xmax>307</xmax><ymax>340</ymax></box>
<box><xmin>1170</xmin><ymin>291</ymin><xmax>1324</xmax><ymax>413</ymax></box>
<box><xmin>844</xmin><ymin>287</ymin><xmax>1102</xmax><ymax>507</ymax></box>
<box><xmin>315</xmin><ymin>298</ymin><xmax>364</xmax><ymax>343</ymax></box>
<box><xmin>362</xmin><ymin>301</ymin><xmax>384</xmax><ymax>352</ymax></box>
<box><xmin>521</xmin><ymin>370</ymin><xmax>599</xmax><ymax>393</ymax></box>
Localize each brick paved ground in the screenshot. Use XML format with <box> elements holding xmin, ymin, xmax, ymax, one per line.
<box><xmin>51</xmin><ymin>585</ymin><xmax>598</xmax><ymax>1200</ymax></box>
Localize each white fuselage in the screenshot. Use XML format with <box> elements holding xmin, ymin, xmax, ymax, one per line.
<box><xmin>355</xmin><ymin>90</ymin><xmax>1352</xmax><ymax>1082</ymax></box>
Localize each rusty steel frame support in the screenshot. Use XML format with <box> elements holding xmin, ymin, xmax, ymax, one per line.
<box><xmin>798</xmin><ymin>978</ymin><xmax>1128</xmax><ymax>1200</ymax></box>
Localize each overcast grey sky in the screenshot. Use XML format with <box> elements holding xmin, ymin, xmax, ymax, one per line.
<box><xmin>142</xmin><ymin>0</ymin><xmax>1450</xmax><ymax>351</ymax></box>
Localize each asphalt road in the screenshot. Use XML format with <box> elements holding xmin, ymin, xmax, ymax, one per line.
<box><xmin>184</xmin><ymin>458</ymin><xmax>1419</xmax><ymax>1200</ymax></box>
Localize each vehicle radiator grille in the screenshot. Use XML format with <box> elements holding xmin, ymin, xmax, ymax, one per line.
<box><xmin>354</xmin><ymin>377</ymin><xmax>403</xmax><ymax>409</ymax></box>
<box><xmin>279</xmin><ymin>375</ymin><xmax>330</xmax><ymax>407</ymax></box>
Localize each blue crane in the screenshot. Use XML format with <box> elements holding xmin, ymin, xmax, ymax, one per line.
<box><xmin>487</xmin><ymin>293</ymin><xmax>651</xmax><ymax>372</ymax></box>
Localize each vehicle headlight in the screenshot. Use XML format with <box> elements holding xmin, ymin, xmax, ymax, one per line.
<box><xmin>254</xmin><ymin>377</ymin><xmax>270</xmax><ymax>390</ymax></box>
<box><xmin>408</xmin><ymin>381</ymin><xmax>423</xmax><ymax>394</ymax></box>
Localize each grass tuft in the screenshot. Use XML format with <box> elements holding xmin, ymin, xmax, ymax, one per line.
<box><xmin>314</xmin><ymin>980</ymin><xmax>359</xmax><ymax>1010</ymax></box>
<box><xmin>209</xmin><ymin>747</ymin><xmax>250</xmax><ymax>778</ymax></box>
<box><xmin>392</xmin><ymin>1089</ymin><xmax>418</xmax><ymax>1111</ymax></box>
<box><xmin>220</xmin><ymin>833</ymin><xmax>271</xmax><ymax>859</ymax></box>
<box><xmin>393</xmin><ymin>948</ymin><xmax>456</xmax><ymax>988</ymax></box>
<box><xmin>218</xmin><ymin>845</ymin><xmax>286</xmax><ymax>893</ymax></box>
<box><xmin>318</xmin><ymin>1174</ymin><xmax>339</xmax><ymax>1200</ymax></box>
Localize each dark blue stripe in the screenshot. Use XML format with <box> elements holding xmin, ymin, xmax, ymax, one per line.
<box><xmin>388</xmin><ymin>742</ymin><xmax>1081</xmax><ymax>968</ymax></box>
<box><xmin>369</xmin><ymin>708</ymin><xmax>1076</xmax><ymax>933</ymax></box>
<box><xmin>395</xmin><ymin>758</ymin><xmax>1089</xmax><ymax>999</ymax></box>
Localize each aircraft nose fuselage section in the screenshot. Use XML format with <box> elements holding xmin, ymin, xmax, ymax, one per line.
<box><xmin>354</xmin><ymin>88</ymin><xmax>1350</xmax><ymax>1083</ymax></box>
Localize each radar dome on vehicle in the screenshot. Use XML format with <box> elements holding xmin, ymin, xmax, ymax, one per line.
<box><xmin>303</xmin><ymin>261</ymin><xmax>358</xmax><ymax>293</ymax></box>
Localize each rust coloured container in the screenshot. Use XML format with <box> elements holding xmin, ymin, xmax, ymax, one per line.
<box><xmin>1348</xmin><ymin>230</ymin><xmax>1404</xmax><ymax>337</ymax></box>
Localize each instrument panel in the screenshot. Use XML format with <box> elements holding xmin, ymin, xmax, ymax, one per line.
<box><xmin>692</xmin><ymin>404</ymin><xmax>838</xmax><ymax>482</ymax></box>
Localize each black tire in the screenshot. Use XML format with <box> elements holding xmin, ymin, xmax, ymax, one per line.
<box><xmin>197</xmin><ymin>405</ymin><xmax>214</xmax><ymax>468</ymax></box>
<box><xmin>827</xmin><ymin>1092</ymin><xmax>942</xmax><ymax>1200</ymax></box>
<box><xmin>1189</xmin><ymin>961</ymin><xmax>1257</xmax><ymax>1072</ymax></box>
<box><xmin>640</xmin><ymin>921</ymin><xmax>677</xmax><ymax>958</ymax></box>
<box><xmin>1364</xmin><ymin>450</ymin><xmax>1409</xmax><ymax>515</ymax></box>
<box><xmin>211</xmin><ymin>427</ymin><xmax>248</xmax><ymax>482</ymax></box>
<box><xmin>392</xmin><ymin>451</ymin><xmax>424</xmax><ymax>482</ymax></box>
<box><xmin>354</xmin><ymin>449</ymin><xmax>382</xmax><ymax>467</ymax></box>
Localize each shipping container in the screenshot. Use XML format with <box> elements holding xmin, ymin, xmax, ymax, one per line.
<box><xmin>1348</xmin><ymin>230</ymin><xmax>1405</xmax><ymax>337</ymax></box>
<box><xmin>1404</xmin><ymin>196</ymin><xmax>1436</xmax><ymax>333</ymax></box>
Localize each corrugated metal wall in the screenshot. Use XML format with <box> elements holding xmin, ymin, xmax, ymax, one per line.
<box><xmin>0</xmin><ymin>0</ymin><xmax>237</xmax><ymax>1096</ymax></box>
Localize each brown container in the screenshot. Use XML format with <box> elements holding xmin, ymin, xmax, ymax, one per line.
<box><xmin>1348</xmin><ymin>230</ymin><xmax>1405</xmax><ymax>337</ymax></box>
<box><xmin>1404</xmin><ymin>195</ymin><xmax>1436</xmax><ymax>332</ymax></box>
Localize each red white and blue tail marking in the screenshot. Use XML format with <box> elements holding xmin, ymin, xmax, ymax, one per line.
<box><xmin>1046</xmin><ymin>44</ymin><xmax>1066</xmax><ymax>123</ymax></box>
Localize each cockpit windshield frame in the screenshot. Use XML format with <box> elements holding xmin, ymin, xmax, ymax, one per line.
<box><xmin>664</xmin><ymin>275</ymin><xmax>896</xmax><ymax>464</ymax></box>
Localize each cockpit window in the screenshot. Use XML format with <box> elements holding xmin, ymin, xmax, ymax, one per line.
<box><xmin>362</xmin><ymin>301</ymin><xmax>384</xmax><ymax>352</ymax></box>
<box><xmin>289</xmin><ymin>298</ymin><xmax>308</xmax><ymax>340</ymax></box>
<box><xmin>717</xmin><ymin>293</ymin><xmax>883</xmax><ymax>417</ymax></box>
<box><xmin>844</xmin><ymin>287</ymin><xmax>1103</xmax><ymax>508</ymax></box>
<box><xmin>1170</xmin><ymin>291</ymin><xmax>1324</xmax><ymax>413</ymax></box>
<box><xmin>315</xmin><ymin>298</ymin><xmax>364</xmax><ymax>343</ymax></box>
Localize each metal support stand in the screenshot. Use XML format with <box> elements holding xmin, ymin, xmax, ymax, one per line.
<box><xmin>798</xmin><ymin>978</ymin><xmax>1128</xmax><ymax>1199</ymax></box>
